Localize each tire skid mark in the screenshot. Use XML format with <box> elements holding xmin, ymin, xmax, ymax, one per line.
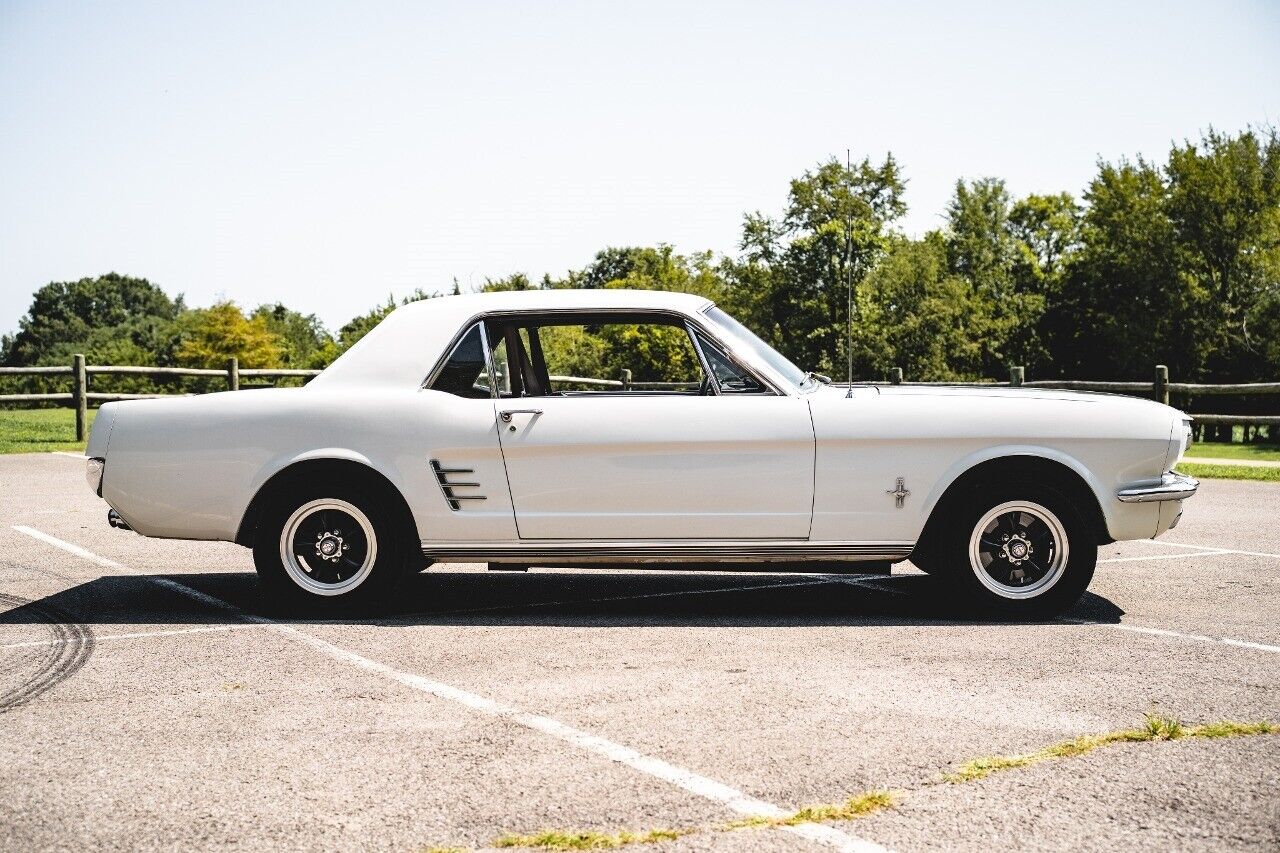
<box><xmin>0</xmin><ymin>592</ymin><xmax>95</xmax><ymax>713</ymax></box>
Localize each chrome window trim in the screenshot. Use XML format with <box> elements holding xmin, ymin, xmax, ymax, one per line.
<box><xmin>422</xmin><ymin>306</ymin><xmax>784</xmax><ymax>397</ymax></box>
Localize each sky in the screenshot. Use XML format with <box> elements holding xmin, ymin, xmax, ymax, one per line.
<box><xmin>1</xmin><ymin>0</ymin><xmax>1277</xmax><ymax>338</ymax></box>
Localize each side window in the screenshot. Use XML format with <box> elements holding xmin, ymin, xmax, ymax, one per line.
<box><xmin>695</xmin><ymin>333</ymin><xmax>766</xmax><ymax>394</ymax></box>
<box><xmin>533</xmin><ymin>321</ymin><xmax>705</xmax><ymax>394</ymax></box>
<box><xmin>429</xmin><ymin>324</ymin><xmax>492</xmax><ymax>398</ymax></box>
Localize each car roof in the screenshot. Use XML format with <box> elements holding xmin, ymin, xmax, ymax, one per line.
<box><xmin>309</xmin><ymin>289</ymin><xmax>716</xmax><ymax>391</ymax></box>
<box><xmin>396</xmin><ymin>287</ymin><xmax>714</xmax><ymax>316</ymax></box>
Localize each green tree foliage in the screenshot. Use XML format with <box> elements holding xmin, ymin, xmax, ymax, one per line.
<box><xmin>174</xmin><ymin>302</ymin><xmax>284</xmax><ymax>369</ymax></box>
<box><xmin>5</xmin><ymin>127</ymin><xmax>1277</xmax><ymax>388</ymax></box>
<box><xmin>724</xmin><ymin>156</ymin><xmax>907</xmax><ymax>375</ymax></box>
<box><xmin>1</xmin><ymin>273</ymin><xmax>181</xmax><ymax>368</ymax></box>
<box><xmin>251</xmin><ymin>304</ymin><xmax>333</xmax><ymax>368</ymax></box>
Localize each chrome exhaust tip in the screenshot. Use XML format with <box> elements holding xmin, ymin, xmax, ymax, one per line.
<box><xmin>107</xmin><ymin>509</ymin><xmax>132</xmax><ymax>531</ymax></box>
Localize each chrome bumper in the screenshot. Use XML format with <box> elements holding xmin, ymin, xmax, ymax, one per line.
<box><xmin>1117</xmin><ymin>472</ymin><xmax>1199</xmax><ymax>503</ymax></box>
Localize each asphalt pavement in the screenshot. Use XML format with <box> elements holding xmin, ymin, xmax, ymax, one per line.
<box><xmin>1</xmin><ymin>452</ymin><xmax>1277</xmax><ymax>852</ymax></box>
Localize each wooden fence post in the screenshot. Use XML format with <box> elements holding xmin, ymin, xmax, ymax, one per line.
<box><xmin>1154</xmin><ymin>364</ymin><xmax>1169</xmax><ymax>405</ymax></box>
<box><xmin>1009</xmin><ymin>366</ymin><xmax>1024</xmax><ymax>387</ymax></box>
<box><xmin>890</xmin><ymin>367</ymin><xmax>903</xmax><ymax>385</ymax></box>
<box><xmin>227</xmin><ymin>357</ymin><xmax>239</xmax><ymax>391</ymax></box>
<box><xmin>620</xmin><ymin>369</ymin><xmax>632</xmax><ymax>391</ymax></box>
<box><xmin>72</xmin><ymin>354</ymin><xmax>87</xmax><ymax>442</ymax></box>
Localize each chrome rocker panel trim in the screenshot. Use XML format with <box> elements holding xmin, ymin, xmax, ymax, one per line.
<box><xmin>1116</xmin><ymin>471</ymin><xmax>1200</xmax><ymax>503</ymax></box>
<box><xmin>421</xmin><ymin>540</ymin><xmax>915</xmax><ymax>564</ymax></box>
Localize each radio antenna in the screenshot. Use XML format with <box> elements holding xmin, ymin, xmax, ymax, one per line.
<box><xmin>845</xmin><ymin>148</ymin><xmax>854</xmax><ymax>398</ymax></box>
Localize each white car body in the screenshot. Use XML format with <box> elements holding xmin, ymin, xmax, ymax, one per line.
<box><xmin>86</xmin><ymin>289</ymin><xmax>1195</xmax><ymax>572</ymax></box>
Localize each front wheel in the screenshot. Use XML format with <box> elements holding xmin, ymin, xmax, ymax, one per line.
<box><xmin>253</xmin><ymin>482</ymin><xmax>412</xmax><ymax>611</ymax></box>
<box><xmin>938</xmin><ymin>482</ymin><xmax>1096</xmax><ymax>617</ymax></box>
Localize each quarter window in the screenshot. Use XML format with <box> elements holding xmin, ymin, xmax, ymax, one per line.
<box><xmin>429</xmin><ymin>324</ymin><xmax>492</xmax><ymax>398</ymax></box>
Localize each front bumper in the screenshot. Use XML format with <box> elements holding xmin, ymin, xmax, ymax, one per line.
<box><xmin>1116</xmin><ymin>471</ymin><xmax>1199</xmax><ymax>503</ymax></box>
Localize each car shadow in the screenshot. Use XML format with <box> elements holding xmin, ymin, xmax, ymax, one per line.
<box><xmin>0</xmin><ymin>568</ymin><xmax>1125</xmax><ymax>628</ymax></box>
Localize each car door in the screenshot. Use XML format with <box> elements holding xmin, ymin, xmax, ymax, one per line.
<box><xmin>488</xmin><ymin>313</ymin><xmax>815</xmax><ymax>540</ymax></box>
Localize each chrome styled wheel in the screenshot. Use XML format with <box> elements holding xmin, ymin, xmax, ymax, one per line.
<box><xmin>278</xmin><ymin>498</ymin><xmax>378</xmax><ymax>597</ymax></box>
<box><xmin>967</xmin><ymin>500</ymin><xmax>1069</xmax><ymax>600</ymax></box>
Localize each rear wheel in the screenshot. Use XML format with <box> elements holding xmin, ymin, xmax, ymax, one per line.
<box><xmin>253</xmin><ymin>481</ymin><xmax>412</xmax><ymax>611</ymax></box>
<box><xmin>936</xmin><ymin>482</ymin><xmax>1095</xmax><ymax>617</ymax></box>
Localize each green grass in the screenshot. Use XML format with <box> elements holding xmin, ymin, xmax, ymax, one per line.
<box><xmin>1188</xmin><ymin>441</ymin><xmax>1280</xmax><ymax>462</ymax></box>
<box><xmin>0</xmin><ymin>408</ymin><xmax>94</xmax><ymax>454</ymax></box>
<box><xmin>1181</xmin><ymin>462</ymin><xmax>1280</xmax><ymax>482</ymax></box>
<box><xmin>493</xmin><ymin>828</ymin><xmax>691</xmax><ymax>850</ymax></box>
<box><xmin>943</xmin><ymin>714</ymin><xmax>1275</xmax><ymax>783</ymax></box>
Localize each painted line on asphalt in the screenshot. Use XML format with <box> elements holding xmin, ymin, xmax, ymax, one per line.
<box><xmin>9</xmin><ymin>524</ymin><xmax>891</xmax><ymax>853</ymax></box>
<box><xmin>1061</xmin><ymin>617</ymin><xmax>1280</xmax><ymax>654</ymax></box>
<box><xmin>1</xmin><ymin>624</ymin><xmax>262</xmax><ymax>650</ymax></box>
<box><xmin>1098</xmin><ymin>550</ymin><xmax>1234</xmax><ymax>564</ymax></box>
<box><xmin>1145</xmin><ymin>539</ymin><xmax>1280</xmax><ymax>561</ymax></box>
<box><xmin>48</xmin><ymin>451</ymin><xmax>85</xmax><ymax>459</ymax></box>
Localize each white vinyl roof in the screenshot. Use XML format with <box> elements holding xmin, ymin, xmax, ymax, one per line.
<box><xmin>308</xmin><ymin>289</ymin><xmax>715</xmax><ymax>391</ymax></box>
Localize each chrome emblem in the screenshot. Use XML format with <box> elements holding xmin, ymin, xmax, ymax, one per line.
<box><xmin>886</xmin><ymin>477</ymin><xmax>910</xmax><ymax>509</ymax></box>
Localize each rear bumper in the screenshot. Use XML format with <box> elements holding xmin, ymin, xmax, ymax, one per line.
<box><xmin>1116</xmin><ymin>471</ymin><xmax>1199</xmax><ymax>503</ymax></box>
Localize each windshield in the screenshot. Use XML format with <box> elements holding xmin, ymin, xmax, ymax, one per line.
<box><xmin>703</xmin><ymin>306</ymin><xmax>813</xmax><ymax>389</ymax></box>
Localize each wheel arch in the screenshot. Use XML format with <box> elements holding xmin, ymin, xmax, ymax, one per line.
<box><xmin>235</xmin><ymin>456</ymin><xmax>418</xmax><ymax>549</ymax></box>
<box><xmin>915</xmin><ymin>453</ymin><xmax>1111</xmax><ymax>560</ymax></box>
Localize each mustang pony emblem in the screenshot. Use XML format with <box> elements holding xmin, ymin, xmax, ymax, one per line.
<box><xmin>886</xmin><ymin>477</ymin><xmax>910</xmax><ymax>508</ymax></box>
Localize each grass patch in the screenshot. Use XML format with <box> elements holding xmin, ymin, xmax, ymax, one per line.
<box><xmin>722</xmin><ymin>791</ymin><xmax>894</xmax><ymax>830</ymax></box>
<box><xmin>0</xmin><ymin>407</ymin><xmax>94</xmax><ymax>454</ymax></box>
<box><xmin>493</xmin><ymin>828</ymin><xmax>691</xmax><ymax>850</ymax></box>
<box><xmin>1180</xmin><ymin>462</ymin><xmax>1280</xmax><ymax>482</ymax></box>
<box><xmin>1188</xmin><ymin>441</ymin><xmax>1280</xmax><ymax>462</ymax></box>
<box><xmin>944</xmin><ymin>714</ymin><xmax>1275</xmax><ymax>783</ymax></box>
<box><xmin>491</xmin><ymin>791</ymin><xmax>893</xmax><ymax>850</ymax></box>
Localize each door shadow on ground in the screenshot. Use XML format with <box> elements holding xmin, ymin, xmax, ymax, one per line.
<box><xmin>0</xmin><ymin>568</ymin><xmax>1124</xmax><ymax>628</ymax></box>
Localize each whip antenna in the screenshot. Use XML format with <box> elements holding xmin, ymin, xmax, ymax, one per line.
<box><xmin>845</xmin><ymin>148</ymin><xmax>854</xmax><ymax>398</ymax></box>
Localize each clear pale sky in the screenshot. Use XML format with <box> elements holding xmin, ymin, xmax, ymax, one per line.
<box><xmin>1</xmin><ymin>1</ymin><xmax>1277</xmax><ymax>337</ymax></box>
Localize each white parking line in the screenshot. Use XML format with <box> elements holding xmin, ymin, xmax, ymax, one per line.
<box><xmin>1</xmin><ymin>624</ymin><xmax>261</xmax><ymax>650</ymax></box>
<box><xmin>9</xmin><ymin>524</ymin><xmax>890</xmax><ymax>853</ymax></box>
<box><xmin>48</xmin><ymin>451</ymin><xmax>85</xmax><ymax>459</ymax></box>
<box><xmin>1061</xmin><ymin>618</ymin><xmax>1280</xmax><ymax>654</ymax></box>
<box><xmin>1146</xmin><ymin>539</ymin><xmax>1280</xmax><ymax>561</ymax></box>
<box><xmin>1098</xmin><ymin>550</ymin><xmax>1234</xmax><ymax>564</ymax></box>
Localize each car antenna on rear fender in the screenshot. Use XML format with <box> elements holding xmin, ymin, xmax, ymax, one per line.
<box><xmin>845</xmin><ymin>148</ymin><xmax>854</xmax><ymax>398</ymax></box>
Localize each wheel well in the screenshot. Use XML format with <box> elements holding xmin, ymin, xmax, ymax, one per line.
<box><xmin>235</xmin><ymin>459</ymin><xmax>419</xmax><ymax>549</ymax></box>
<box><xmin>915</xmin><ymin>455</ymin><xmax>1110</xmax><ymax>558</ymax></box>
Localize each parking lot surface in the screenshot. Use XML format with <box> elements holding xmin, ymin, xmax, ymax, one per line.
<box><xmin>1</xmin><ymin>452</ymin><xmax>1277</xmax><ymax>851</ymax></box>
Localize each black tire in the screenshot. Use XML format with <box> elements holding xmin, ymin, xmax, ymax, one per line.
<box><xmin>934</xmin><ymin>480</ymin><xmax>1096</xmax><ymax>618</ymax></box>
<box><xmin>253</xmin><ymin>478</ymin><xmax>413</xmax><ymax>612</ymax></box>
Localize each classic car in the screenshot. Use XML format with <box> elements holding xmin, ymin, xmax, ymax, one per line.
<box><xmin>84</xmin><ymin>288</ymin><xmax>1198</xmax><ymax>615</ymax></box>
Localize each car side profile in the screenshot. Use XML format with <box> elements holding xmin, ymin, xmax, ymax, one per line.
<box><xmin>85</xmin><ymin>289</ymin><xmax>1198</xmax><ymax>616</ymax></box>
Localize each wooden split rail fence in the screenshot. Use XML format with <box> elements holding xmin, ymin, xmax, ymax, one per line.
<box><xmin>1</xmin><ymin>356</ymin><xmax>1277</xmax><ymax>442</ymax></box>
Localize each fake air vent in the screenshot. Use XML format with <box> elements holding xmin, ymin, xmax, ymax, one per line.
<box><xmin>431</xmin><ymin>460</ymin><xmax>487</xmax><ymax>511</ymax></box>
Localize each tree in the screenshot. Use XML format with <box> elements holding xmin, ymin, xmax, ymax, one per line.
<box><xmin>1</xmin><ymin>273</ymin><xmax>181</xmax><ymax>367</ymax></box>
<box><xmin>1165</xmin><ymin>127</ymin><xmax>1280</xmax><ymax>379</ymax></box>
<box><xmin>174</xmin><ymin>302</ymin><xmax>284</xmax><ymax>369</ymax></box>
<box><xmin>724</xmin><ymin>155</ymin><xmax>907</xmax><ymax>375</ymax></box>
<box><xmin>857</xmin><ymin>233</ymin><xmax>989</xmax><ymax>380</ymax></box>
<box><xmin>251</xmin><ymin>304</ymin><xmax>333</xmax><ymax>368</ymax></box>
<box><xmin>944</xmin><ymin>178</ymin><xmax>1048</xmax><ymax>372</ymax></box>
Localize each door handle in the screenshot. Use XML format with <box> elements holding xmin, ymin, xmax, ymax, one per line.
<box><xmin>499</xmin><ymin>409</ymin><xmax>544</xmax><ymax>423</ymax></box>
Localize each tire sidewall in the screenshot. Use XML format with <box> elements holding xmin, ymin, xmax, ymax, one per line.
<box><xmin>253</xmin><ymin>480</ymin><xmax>408</xmax><ymax>612</ymax></box>
<box><xmin>942</xmin><ymin>480</ymin><xmax>1096</xmax><ymax>618</ymax></box>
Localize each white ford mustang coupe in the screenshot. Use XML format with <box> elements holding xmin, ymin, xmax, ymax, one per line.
<box><xmin>85</xmin><ymin>289</ymin><xmax>1197</xmax><ymax>615</ymax></box>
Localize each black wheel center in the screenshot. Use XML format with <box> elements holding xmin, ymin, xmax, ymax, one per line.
<box><xmin>978</xmin><ymin>511</ymin><xmax>1058</xmax><ymax>587</ymax></box>
<box><xmin>290</xmin><ymin>509</ymin><xmax>369</xmax><ymax>585</ymax></box>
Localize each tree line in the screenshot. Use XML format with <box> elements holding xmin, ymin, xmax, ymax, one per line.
<box><xmin>3</xmin><ymin>126</ymin><xmax>1277</xmax><ymax>393</ymax></box>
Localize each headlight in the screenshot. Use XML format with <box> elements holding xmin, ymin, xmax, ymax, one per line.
<box><xmin>86</xmin><ymin>457</ymin><xmax>105</xmax><ymax>496</ymax></box>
